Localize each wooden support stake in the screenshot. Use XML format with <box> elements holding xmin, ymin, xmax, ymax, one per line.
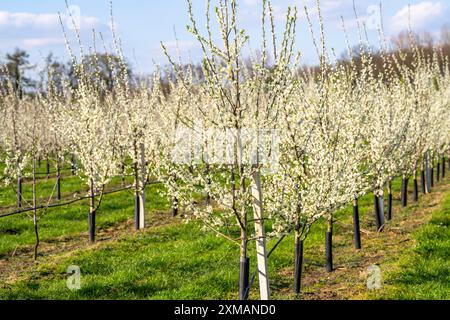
<box><xmin>139</xmin><ymin>143</ymin><xmax>146</xmax><ymax>230</ymax></box>
<box><xmin>251</xmin><ymin>170</ymin><xmax>270</xmax><ymax>300</ymax></box>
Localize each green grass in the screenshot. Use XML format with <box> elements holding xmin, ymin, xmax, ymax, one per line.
<box><xmin>0</xmin><ymin>168</ymin><xmax>170</xmax><ymax>258</ymax></box>
<box><xmin>0</xmin><ymin>160</ymin><xmax>448</xmax><ymax>299</ymax></box>
<box><xmin>370</xmin><ymin>191</ymin><xmax>450</xmax><ymax>300</ymax></box>
<box><xmin>0</xmin><ymin>222</ymin><xmax>240</xmax><ymax>299</ymax></box>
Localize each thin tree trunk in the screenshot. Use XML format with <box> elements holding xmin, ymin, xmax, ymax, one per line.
<box><xmin>236</xmin><ymin>130</ymin><xmax>249</xmax><ymax>300</ymax></box>
<box><xmin>238</xmin><ymin>172</ymin><xmax>249</xmax><ymax>299</ymax></box>
<box><xmin>33</xmin><ymin>156</ymin><xmax>39</xmax><ymax>260</ymax></box>
<box><xmin>353</xmin><ymin>198</ymin><xmax>361</xmax><ymax>250</ymax></box>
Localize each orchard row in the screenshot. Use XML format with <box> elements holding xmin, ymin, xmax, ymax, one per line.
<box><xmin>0</xmin><ymin>0</ymin><xmax>449</xmax><ymax>299</ymax></box>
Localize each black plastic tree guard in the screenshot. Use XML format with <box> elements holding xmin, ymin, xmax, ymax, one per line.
<box><xmin>56</xmin><ymin>168</ymin><xmax>61</xmax><ymax>201</ymax></box>
<box><xmin>134</xmin><ymin>193</ymin><xmax>140</xmax><ymax>230</ymax></box>
<box><xmin>71</xmin><ymin>155</ymin><xmax>76</xmax><ymax>175</ymax></box>
<box><xmin>17</xmin><ymin>176</ymin><xmax>22</xmax><ymax>208</ymax></box>
<box><xmin>413</xmin><ymin>178</ymin><xmax>419</xmax><ymax>202</ymax></box>
<box><xmin>88</xmin><ymin>211</ymin><xmax>96</xmax><ymax>243</ymax></box>
<box><xmin>325</xmin><ymin>231</ymin><xmax>333</xmax><ymax>273</ymax></box>
<box><xmin>431</xmin><ymin>167</ymin><xmax>434</xmax><ymax>188</ymax></box>
<box><xmin>46</xmin><ymin>159</ymin><xmax>50</xmax><ymax>178</ymax></box>
<box><xmin>239</xmin><ymin>258</ymin><xmax>250</xmax><ymax>300</ymax></box>
<box><xmin>437</xmin><ymin>162</ymin><xmax>441</xmax><ymax>182</ymax></box>
<box><xmin>374</xmin><ymin>195</ymin><xmax>383</xmax><ymax>231</ymax></box>
<box><xmin>294</xmin><ymin>239</ymin><xmax>304</xmax><ymax>294</ymax></box>
<box><xmin>421</xmin><ymin>170</ymin><xmax>426</xmax><ymax>194</ymax></box>
<box><xmin>172</xmin><ymin>197</ymin><xmax>179</xmax><ymax>217</ymax></box>
<box><xmin>353</xmin><ymin>201</ymin><xmax>362</xmax><ymax>250</ymax></box>
<box><xmin>401</xmin><ymin>178</ymin><xmax>409</xmax><ymax>208</ymax></box>
<box><xmin>442</xmin><ymin>157</ymin><xmax>446</xmax><ymax>179</ymax></box>
<box><xmin>387</xmin><ymin>192</ymin><xmax>393</xmax><ymax>221</ymax></box>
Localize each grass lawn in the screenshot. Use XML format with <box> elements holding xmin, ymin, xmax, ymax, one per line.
<box><xmin>0</xmin><ymin>160</ymin><xmax>449</xmax><ymax>300</ymax></box>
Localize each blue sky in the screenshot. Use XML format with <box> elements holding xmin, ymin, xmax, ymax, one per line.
<box><xmin>0</xmin><ymin>0</ymin><xmax>448</xmax><ymax>76</ymax></box>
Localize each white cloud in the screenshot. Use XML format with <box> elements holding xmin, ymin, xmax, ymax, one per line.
<box><xmin>238</xmin><ymin>0</ymin><xmax>353</xmax><ymax>24</ymax></box>
<box><xmin>0</xmin><ymin>10</ymin><xmax>100</xmax><ymax>31</ymax></box>
<box><xmin>289</xmin><ymin>0</ymin><xmax>355</xmax><ymax>25</ymax></box>
<box><xmin>162</xmin><ymin>40</ymin><xmax>196</xmax><ymax>52</ymax></box>
<box><xmin>159</xmin><ymin>40</ymin><xmax>199</xmax><ymax>60</ymax></box>
<box><xmin>243</xmin><ymin>0</ymin><xmax>258</xmax><ymax>6</ymax></box>
<box><xmin>22</xmin><ymin>37</ymin><xmax>65</xmax><ymax>48</ymax></box>
<box><xmin>320</xmin><ymin>0</ymin><xmax>350</xmax><ymax>13</ymax></box>
<box><xmin>303</xmin><ymin>0</ymin><xmax>350</xmax><ymax>14</ymax></box>
<box><xmin>390</xmin><ymin>1</ymin><xmax>444</xmax><ymax>33</ymax></box>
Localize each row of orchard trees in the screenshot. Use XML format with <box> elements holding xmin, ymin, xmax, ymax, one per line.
<box><xmin>0</xmin><ymin>0</ymin><xmax>449</xmax><ymax>299</ymax></box>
